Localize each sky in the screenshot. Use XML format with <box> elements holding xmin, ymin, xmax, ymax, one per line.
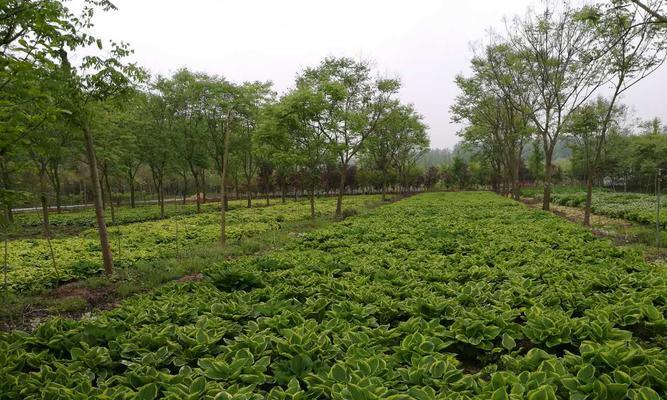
<box><xmin>81</xmin><ymin>0</ymin><xmax>667</xmax><ymax>149</ymax></box>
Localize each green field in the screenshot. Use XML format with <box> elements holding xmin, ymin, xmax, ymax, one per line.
<box><xmin>3</xmin><ymin>196</ymin><xmax>380</xmax><ymax>293</ymax></box>
<box><xmin>14</xmin><ymin>200</ymin><xmax>244</xmax><ymax>233</ymax></box>
<box><xmin>548</xmin><ymin>192</ymin><xmax>666</xmax><ymax>227</ymax></box>
<box><xmin>1</xmin><ymin>192</ymin><xmax>664</xmax><ymax>399</ymax></box>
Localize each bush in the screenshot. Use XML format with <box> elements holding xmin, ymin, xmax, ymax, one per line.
<box><xmin>205</xmin><ymin>261</ymin><xmax>263</xmax><ymax>292</ymax></box>
<box><xmin>339</xmin><ymin>208</ymin><xmax>358</xmax><ymax>220</ymax></box>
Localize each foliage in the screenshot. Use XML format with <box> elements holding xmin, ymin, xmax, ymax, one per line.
<box><xmin>548</xmin><ymin>191</ymin><xmax>667</xmax><ymax>227</ymax></box>
<box><xmin>0</xmin><ymin>192</ymin><xmax>665</xmax><ymax>399</ymax></box>
<box><xmin>3</xmin><ymin>195</ymin><xmax>379</xmax><ymax>293</ymax></box>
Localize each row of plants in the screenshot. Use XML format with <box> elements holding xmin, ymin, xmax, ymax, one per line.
<box><xmin>546</xmin><ymin>191</ymin><xmax>667</xmax><ymax>226</ymax></box>
<box><xmin>13</xmin><ymin>201</ymin><xmax>239</xmax><ymax>229</ymax></box>
<box><xmin>3</xmin><ymin>196</ymin><xmax>380</xmax><ymax>293</ymax></box>
<box><xmin>1</xmin><ymin>192</ymin><xmax>664</xmax><ymax>399</ymax></box>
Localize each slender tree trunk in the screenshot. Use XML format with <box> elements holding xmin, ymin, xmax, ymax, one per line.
<box><xmin>583</xmin><ymin>174</ymin><xmax>593</xmax><ymax>227</ymax></box>
<box><xmin>180</xmin><ymin>176</ymin><xmax>186</xmax><ymax>205</ymax></box>
<box><xmin>281</xmin><ymin>180</ymin><xmax>286</xmax><ymax>204</ymax></box>
<box><xmin>309</xmin><ymin>185</ymin><xmax>315</xmax><ymax>219</ymax></box>
<box><xmin>100</xmin><ymin>176</ymin><xmax>106</xmax><ymax>210</ymax></box>
<box><xmin>512</xmin><ymin>160</ymin><xmax>520</xmax><ymax>201</ymax></box>
<box><xmin>159</xmin><ymin>176</ymin><xmax>165</xmax><ymax>219</ymax></box>
<box><xmin>381</xmin><ymin>169</ymin><xmax>388</xmax><ymax>201</ymax></box>
<box><xmin>542</xmin><ymin>153</ymin><xmax>553</xmax><ymax>211</ymax></box>
<box><xmin>194</xmin><ymin>174</ymin><xmax>202</xmax><ymax>213</ymax></box>
<box><xmin>129</xmin><ymin>181</ymin><xmax>135</xmax><ymax>208</ymax></box>
<box><xmin>83</xmin><ymin>123</ymin><xmax>113</xmax><ymax>276</ymax></box>
<box><xmin>103</xmin><ymin>168</ymin><xmax>116</xmax><ymax>225</ymax></box>
<box><xmin>38</xmin><ymin>168</ymin><xmax>58</xmax><ymax>276</ymax></box>
<box><xmin>202</xmin><ymin>172</ymin><xmax>207</xmax><ymax>203</ymax></box>
<box><xmin>0</xmin><ymin>159</ymin><xmax>14</xmax><ymax>223</ymax></box>
<box><xmin>246</xmin><ymin>177</ymin><xmax>252</xmax><ymax>208</ymax></box>
<box><xmin>220</xmin><ymin>124</ymin><xmax>231</xmax><ymax>243</ymax></box>
<box><xmin>336</xmin><ymin>165</ymin><xmax>347</xmax><ymax>218</ymax></box>
<box><xmin>53</xmin><ymin>168</ymin><xmax>62</xmax><ymax>213</ymax></box>
<box><xmin>265</xmin><ymin>182</ymin><xmax>270</xmax><ymax>206</ymax></box>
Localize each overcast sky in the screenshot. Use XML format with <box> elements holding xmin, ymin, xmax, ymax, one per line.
<box><xmin>83</xmin><ymin>0</ymin><xmax>667</xmax><ymax>149</ymax></box>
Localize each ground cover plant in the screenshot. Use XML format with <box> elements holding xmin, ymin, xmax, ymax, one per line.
<box><xmin>2</xmin><ymin>195</ymin><xmax>380</xmax><ymax>293</ymax></box>
<box><xmin>13</xmin><ymin>202</ymin><xmax>229</xmax><ymax>230</ymax></box>
<box><xmin>1</xmin><ymin>192</ymin><xmax>664</xmax><ymax>399</ymax></box>
<box><xmin>545</xmin><ymin>192</ymin><xmax>667</xmax><ymax>227</ymax></box>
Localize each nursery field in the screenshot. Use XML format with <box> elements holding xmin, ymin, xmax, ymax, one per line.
<box><xmin>548</xmin><ymin>192</ymin><xmax>666</xmax><ymax>227</ymax></box>
<box><xmin>12</xmin><ymin>201</ymin><xmax>245</xmax><ymax>237</ymax></box>
<box><xmin>1</xmin><ymin>192</ymin><xmax>665</xmax><ymax>399</ymax></box>
<box><xmin>3</xmin><ymin>196</ymin><xmax>380</xmax><ymax>293</ymax></box>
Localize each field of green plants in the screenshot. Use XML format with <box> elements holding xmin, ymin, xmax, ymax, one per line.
<box><xmin>13</xmin><ymin>201</ymin><xmax>240</xmax><ymax>230</ymax></box>
<box><xmin>547</xmin><ymin>192</ymin><xmax>666</xmax><ymax>227</ymax></box>
<box><xmin>1</xmin><ymin>192</ymin><xmax>664</xmax><ymax>399</ymax></box>
<box><xmin>3</xmin><ymin>196</ymin><xmax>379</xmax><ymax>293</ymax></box>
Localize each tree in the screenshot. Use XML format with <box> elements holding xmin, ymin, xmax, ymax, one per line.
<box><xmin>160</xmin><ymin>69</ymin><xmax>210</xmax><ymax>213</ymax></box>
<box><xmin>140</xmin><ymin>90</ymin><xmax>174</xmax><ymax>219</ymax></box>
<box><xmin>567</xmin><ymin>98</ymin><xmax>625</xmax><ymax>225</ymax></box>
<box><xmin>297</xmin><ymin>57</ymin><xmax>399</xmax><ymax>217</ymax></box>
<box><xmin>451</xmin><ymin>53</ymin><xmax>531</xmax><ymax>200</ymax></box>
<box><xmin>501</xmin><ymin>3</ymin><xmax>609</xmax><ymax>210</ymax></box>
<box><xmin>256</xmin><ymin>87</ymin><xmax>332</xmax><ymax>218</ymax></box>
<box><xmin>364</xmin><ymin>102</ymin><xmax>428</xmax><ymax>200</ymax></box>
<box><xmin>55</xmin><ymin>1</ymin><xmax>143</xmax><ymax>276</ymax></box>
<box><xmin>567</xmin><ymin>1</ymin><xmax>666</xmax><ymax>224</ymax></box>
<box><xmin>388</xmin><ymin>105</ymin><xmax>429</xmax><ymax>194</ymax></box>
<box><xmin>233</xmin><ymin>81</ymin><xmax>274</xmax><ymax>208</ymax></box>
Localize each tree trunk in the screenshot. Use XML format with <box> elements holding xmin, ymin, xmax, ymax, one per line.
<box><xmin>511</xmin><ymin>160</ymin><xmax>520</xmax><ymax>201</ymax></box>
<box><xmin>103</xmin><ymin>168</ymin><xmax>116</xmax><ymax>225</ymax></box>
<box><xmin>53</xmin><ymin>167</ymin><xmax>62</xmax><ymax>213</ymax></box>
<box><xmin>159</xmin><ymin>177</ymin><xmax>165</xmax><ymax>219</ymax></box>
<box><xmin>246</xmin><ymin>178</ymin><xmax>252</xmax><ymax>208</ymax></box>
<box><xmin>381</xmin><ymin>170</ymin><xmax>387</xmax><ymax>201</ymax></box>
<box><xmin>179</xmin><ymin>175</ymin><xmax>185</xmax><ymax>205</ymax></box>
<box><xmin>336</xmin><ymin>165</ymin><xmax>347</xmax><ymax>218</ymax></box>
<box><xmin>583</xmin><ymin>174</ymin><xmax>593</xmax><ymax>227</ymax></box>
<box><xmin>309</xmin><ymin>186</ymin><xmax>315</xmax><ymax>219</ymax></box>
<box><xmin>129</xmin><ymin>181</ymin><xmax>135</xmax><ymax>208</ymax></box>
<box><xmin>194</xmin><ymin>174</ymin><xmax>202</xmax><ymax>213</ymax></box>
<box><xmin>281</xmin><ymin>181</ymin><xmax>286</xmax><ymax>204</ymax></box>
<box><xmin>83</xmin><ymin>123</ymin><xmax>113</xmax><ymax>276</ymax></box>
<box><xmin>0</xmin><ymin>158</ymin><xmax>14</xmax><ymax>223</ymax></box>
<box><xmin>39</xmin><ymin>168</ymin><xmax>59</xmax><ymax>278</ymax></box>
<box><xmin>202</xmin><ymin>172</ymin><xmax>207</xmax><ymax>203</ymax></box>
<box><xmin>220</xmin><ymin>125</ymin><xmax>231</xmax><ymax>243</ymax></box>
<box><xmin>542</xmin><ymin>156</ymin><xmax>553</xmax><ymax>211</ymax></box>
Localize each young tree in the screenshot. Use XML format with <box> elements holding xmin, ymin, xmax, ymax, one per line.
<box><xmin>256</xmin><ymin>87</ymin><xmax>332</xmax><ymax>218</ymax></box>
<box><xmin>57</xmin><ymin>2</ymin><xmax>143</xmax><ymax>276</ymax></box>
<box><xmin>297</xmin><ymin>57</ymin><xmax>399</xmax><ymax>217</ymax></box>
<box><xmin>567</xmin><ymin>98</ymin><xmax>625</xmax><ymax>225</ymax></box>
<box><xmin>233</xmin><ymin>81</ymin><xmax>274</xmax><ymax>208</ymax></box>
<box><xmin>501</xmin><ymin>3</ymin><xmax>609</xmax><ymax>210</ymax></box>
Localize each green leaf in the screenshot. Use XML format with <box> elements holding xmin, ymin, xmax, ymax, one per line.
<box><xmin>527</xmin><ymin>385</ymin><xmax>556</xmax><ymax>400</ymax></box>
<box><xmin>136</xmin><ymin>383</ymin><xmax>158</xmax><ymax>400</ymax></box>
<box><xmin>331</xmin><ymin>364</ymin><xmax>347</xmax><ymax>381</ymax></box>
<box><xmin>491</xmin><ymin>388</ymin><xmax>508</xmax><ymax>400</ymax></box>
<box><xmin>501</xmin><ymin>333</ymin><xmax>516</xmax><ymax>350</ymax></box>
<box><xmin>190</xmin><ymin>376</ymin><xmax>206</xmax><ymax>394</ymax></box>
<box><xmin>576</xmin><ymin>364</ymin><xmax>595</xmax><ymax>384</ymax></box>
